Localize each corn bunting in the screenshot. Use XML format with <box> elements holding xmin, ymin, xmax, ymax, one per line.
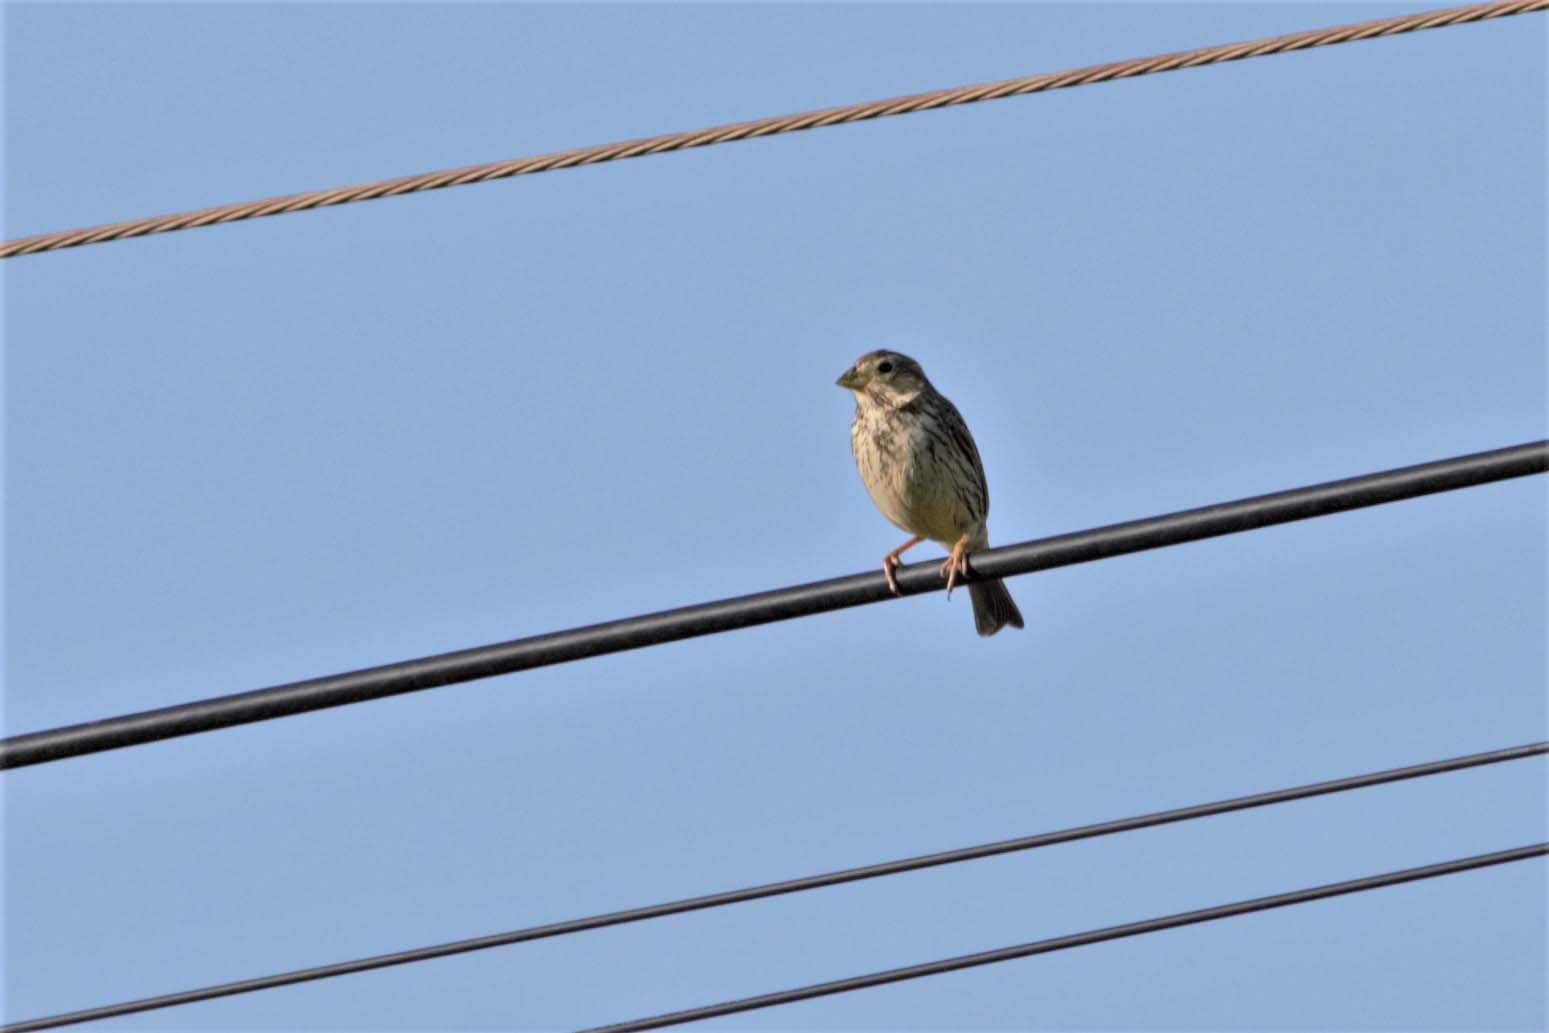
<box><xmin>838</xmin><ymin>350</ymin><xmax>1024</xmax><ymax>636</ymax></box>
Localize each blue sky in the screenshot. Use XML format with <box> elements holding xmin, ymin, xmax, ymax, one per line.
<box><xmin>4</xmin><ymin>2</ymin><xmax>1545</xmax><ymax>1030</ymax></box>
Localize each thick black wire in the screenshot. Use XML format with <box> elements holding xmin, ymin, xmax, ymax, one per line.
<box><xmin>4</xmin><ymin>742</ymin><xmax>1542</xmax><ymax>1032</ymax></box>
<box><xmin>583</xmin><ymin>844</ymin><xmax>1549</xmax><ymax>1032</ymax></box>
<box><xmin>3</xmin><ymin>439</ymin><xmax>1544</xmax><ymax>769</ymax></box>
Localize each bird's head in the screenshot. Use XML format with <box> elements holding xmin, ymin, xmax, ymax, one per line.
<box><xmin>836</xmin><ymin>350</ymin><xmax>929</xmax><ymax>407</ymax></box>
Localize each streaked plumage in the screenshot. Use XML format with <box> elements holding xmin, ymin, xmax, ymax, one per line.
<box><xmin>837</xmin><ymin>350</ymin><xmax>1024</xmax><ymax>636</ymax></box>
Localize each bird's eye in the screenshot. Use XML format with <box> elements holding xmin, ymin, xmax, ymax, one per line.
<box><xmin>876</xmin><ymin>361</ymin><xmax>894</xmax><ymax>374</ymax></box>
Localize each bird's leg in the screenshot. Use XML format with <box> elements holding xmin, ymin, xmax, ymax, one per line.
<box><xmin>881</xmin><ymin>535</ymin><xmax>924</xmax><ymax>596</ymax></box>
<box><xmin>939</xmin><ymin>535</ymin><xmax>971</xmax><ymax>599</ymax></box>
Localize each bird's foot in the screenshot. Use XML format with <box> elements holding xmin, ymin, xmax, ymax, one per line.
<box><xmin>882</xmin><ymin>554</ymin><xmax>902</xmax><ymax>596</ymax></box>
<box><xmin>881</xmin><ymin>535</ymin><xmax>924</xmax><ymax>596</ymax></box>
<box><xmin>939</xmin><ymin>537</ymin><xmax>971</xmax><ymax>599</ymax></box>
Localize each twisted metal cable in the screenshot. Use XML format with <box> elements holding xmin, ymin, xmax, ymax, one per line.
<box><xmin>4</xmin><ymin>0</ymin><xmax>1542</xmax><ymax>258</ymax></box>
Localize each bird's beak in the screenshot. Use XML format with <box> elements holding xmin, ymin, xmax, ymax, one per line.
<box><xmin>836</xmin><ymin>367</ymin><xmax>865</xmax><ymax>390</ymax></box>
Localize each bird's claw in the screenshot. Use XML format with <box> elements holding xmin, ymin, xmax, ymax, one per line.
<box><xmin>939</xmin><ymin>542</ymin><xmax>970</xmax><ymax>599</ymax></box>
<box><xmin>882</xmin><ymin>555</ymin><xmax>902</xmax><ymax>596</ymax></box>
<box><xmin>880</xmin><ymin>535</ymin><xmax>922</xmax><ymax>597</ymax></box>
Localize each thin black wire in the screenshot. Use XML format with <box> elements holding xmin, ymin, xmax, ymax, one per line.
<box><xmin>3</xmin><ymin>440</ymin><xmax>1543</xmax><ymax>769</ymax></box>
<box><xmin>583</xmin><ymin>844</ymin><xmax>1549</xmax><ymax>1032</ymax></box>
<box><xmin>4</xmin><ymin>742</ymin><xmax>1541</xmax><ymax>1032</ymax></box>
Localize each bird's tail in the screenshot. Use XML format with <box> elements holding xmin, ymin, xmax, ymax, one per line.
<box><xmin>969</xmin><ymin>578</ymin><xmax>1024</xmax><ymax>637</ymax></box>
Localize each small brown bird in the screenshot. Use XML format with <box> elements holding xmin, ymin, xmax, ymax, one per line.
<box><xmin>838</xmin><ymin>349</ymin><xmax>1024</xmax><ymax>636</ymax></box>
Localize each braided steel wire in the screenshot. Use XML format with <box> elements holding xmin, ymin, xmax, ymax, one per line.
<box><xmin>4</xmin><ymin>0</ymin><xmax>1543</xmax><ymax>258</ymax></box>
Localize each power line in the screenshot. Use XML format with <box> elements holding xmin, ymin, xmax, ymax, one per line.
<box><xmin>2</xmin><ymin>440</ymin><xmax>1543</xmax><ymax>770</ymax></box>
<box><xmin>4</xmin><ymin>743</ymin><xmax>1541</xmax><ymax>1032</ymax></box>
<box><xmin>3</xmin><ymin>0</ymin><xmax>1541</xmax><ymax>259</ymax></box>
<box><xmin>582</xmin><ymin>844</ymin><xmax>1548</xmax><ymax>1033</ymax></box>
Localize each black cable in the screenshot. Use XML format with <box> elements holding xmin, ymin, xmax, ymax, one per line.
<box><xmin>582</xmin><ymin>844</ymin><xmax>1549</xmax><ymax>1033</ymax></box>
<box><xmin>4</xmin><ymin>742</ymin><xmax>1541</xmax><ymax>1032</ymax></box>
<box><xmin>3</xmin><ymin>439</ymin><xmax>1543</xmax><ymax>769</ymax></box>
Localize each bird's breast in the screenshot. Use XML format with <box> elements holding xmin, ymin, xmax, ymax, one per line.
<box><xmin>851</xmin><ymin>406</ymin><xmax>982</xmax><ymax>544</ymax></box>
<box><xmin>851</xmin><ymin>409</ymin><xmax>912</xmax><ymax>531</ymax></box>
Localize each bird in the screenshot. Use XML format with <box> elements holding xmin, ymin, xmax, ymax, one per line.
<box><xmin>837</xmin><ymin>349</ymin><xmax>1024</xmax><ymax>636</ymax></box>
